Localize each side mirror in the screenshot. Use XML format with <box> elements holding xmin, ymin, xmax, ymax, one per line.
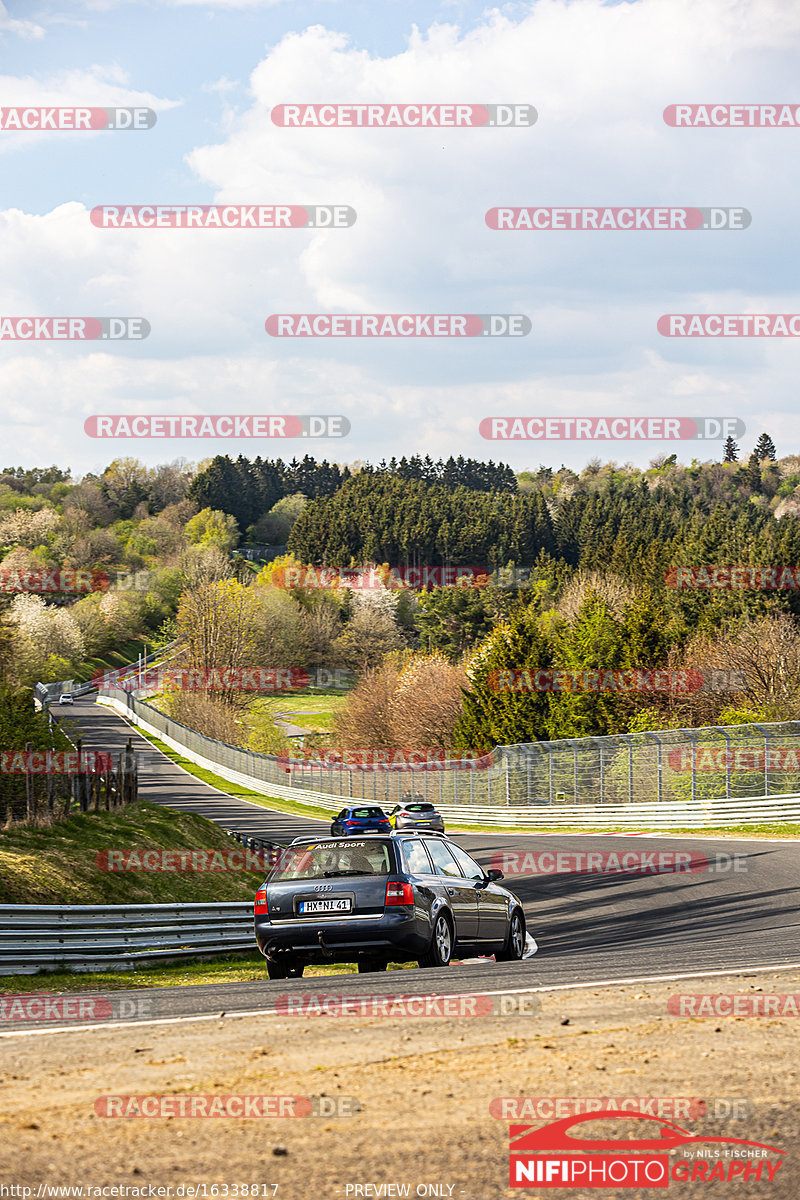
<box><xmin>485</xmin><ymin>868</ymin><xmax>504</xmax><ymax>882</ymax></box>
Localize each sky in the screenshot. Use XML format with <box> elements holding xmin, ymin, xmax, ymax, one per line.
<box><xmin>1</xmin><ymin>0</ymin><xmax>799</xmax><ymax>479</ymax></box>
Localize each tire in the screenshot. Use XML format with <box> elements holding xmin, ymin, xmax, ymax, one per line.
<box><xmin>418</xmin><ymin>912</ymin><xmax>453</xmax><ymax>968</ymax></box>
<box><xmin>496</xmin><ymin>908</ymin><xmax>525</xmax><ymax>962</ymax></box>
<box><xmin>357</xmin><ymin>958</ymin><xmax>387</xmax><ymax>973</ymax></box>
<box><xmin>266</xmin><ymin>957</ymin><xmax>305</xmax><ymax>980</ymax></box>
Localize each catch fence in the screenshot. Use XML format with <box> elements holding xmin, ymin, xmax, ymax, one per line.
<box><xmin>100</xmin><ymin>688</ymin><xmax>800</xmax><ymax>816</ymax></box>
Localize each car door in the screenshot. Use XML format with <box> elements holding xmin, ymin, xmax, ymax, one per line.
<box><xmin>422</xmin><ymin>838</ymin><xmax>479</xmax><ymax>944</ymax></box>
<box><xmin>448</xmin><ymin>842</ymin><xmax>509</xmax><ymax>946</ymax></box>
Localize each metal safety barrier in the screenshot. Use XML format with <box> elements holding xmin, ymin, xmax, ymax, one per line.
<box><xmin>0</xmin><ymin>902</ymin><xmax>254</xmax><ymax>975</ymax></box>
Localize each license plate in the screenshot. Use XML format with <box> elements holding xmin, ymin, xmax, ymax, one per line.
<box><xmin>298</xmin><ymin>897</ymin><xmax>352</xmax><ymax>914</ymax></box>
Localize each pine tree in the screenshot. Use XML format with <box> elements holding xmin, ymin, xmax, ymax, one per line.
<box><xmin>755</xmin><ymin>433</ymin><xmax>777</xmax><ymax>461</ymax></box>
<box><xmin>745</xmin><ymin>452</ymin><xmax>762</xmax><ymax>491</ymax></box>
<box><xmin>452</xmin><ymin>609</ymin><xmax>554</xmax><ymax>748</ymax></box>
<box><xmin>723</xmin><ymin>436</ymin><xmax>739</xmax><ymax>463</ymax></box>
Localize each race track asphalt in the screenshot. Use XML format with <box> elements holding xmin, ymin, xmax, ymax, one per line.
<box><xmin>16</xmin><ymin>695</ymin><xmax>798</xmax><ymax>1030</ymax></box>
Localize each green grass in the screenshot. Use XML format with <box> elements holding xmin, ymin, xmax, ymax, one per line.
<box><xmin>0</xmin><ymin>956</ymin><xmax>352</xmax><ymax>993</ymax></box>
<box><xmin>74</xmin><ymin>640</ymin><xmax>149</xmax><ymax>684</ymax></box>
<box><xmin>250</xmin><ymin>690</ymin><xmax>347</xmax><ymax>735</ymax></box>
<box><xmin>0</xmin><ymin>801</ymin><xmax>270</xmax><ymax>905</ymax></box>
<box><xmin>0</xmin><ymin>955</ymin><xmax>417</xmax><ymax>993</ymax></box>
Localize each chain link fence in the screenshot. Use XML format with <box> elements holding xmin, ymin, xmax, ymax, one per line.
<box><xmin>103</xmin><ymin>688</ymin><xmax>800</xmax><ymax>809</ymax></box>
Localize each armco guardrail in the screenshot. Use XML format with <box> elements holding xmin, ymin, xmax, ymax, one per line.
<box><xmin>0</xmin><ymin>902</ymin><xmax>255</xmax><ymax>975</ymax></box>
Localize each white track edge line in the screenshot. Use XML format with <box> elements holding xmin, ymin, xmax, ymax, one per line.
<box><xmin>3</xmin><ymin>960</ymin><xmax>800</xmax><ymax>1039</ymax></box>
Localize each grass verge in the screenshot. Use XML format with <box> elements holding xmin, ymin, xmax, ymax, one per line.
<box><xmin>0</xmin><ymin>801</ymin><xmax>268</xmax><ymax>905</ymax></box>
<box><xmin>74</xmin><ymin>640</ymin><xmax>147</xmax><ymax>685</ymax></box>
<box><xmin>0</xmin><ymin>955</ymin><xmax>423</xmax><ymax>993</ymax></box>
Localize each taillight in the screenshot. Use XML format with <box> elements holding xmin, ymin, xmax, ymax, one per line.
<box><xmin>344</xmin><ymin>820</ymin><xmax>358</xmax><ymax>825</ymax></box>
<box><xmin>254</xmin><ymin>886</ymin><xmax>269</xmax><ymax>915</ymax></box>
<box><xmin>385</xmin><ymin>881</ymin><xmax>414</xmax><ymax>906</ymax></box>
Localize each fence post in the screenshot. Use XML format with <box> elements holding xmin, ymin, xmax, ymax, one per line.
<box><xmin>124</xmin><ymin>738</ymin><xmax>135</xmax><ymax>804</ymax></box>
<box><xmin>620</xmin><ymin>736</ymin><xmax>634</xmax><ymax>805</ymax></box>
<box><xmin>646</xmin><ymin>733</ymin><xmax>663</xmax><ymax>804</ymax></box>
<box><xmin>755</xmin><ymin>724</ymin><xmax>770</xmax><ymax>797</ymax></box>
<box><xmin>592</xmin><ymin>739</ymin><xmax>606</xmax><ymax>803</ymax></box>
<box><xmin>714</xmin><ymin>727</ymin><xmax>731</xmax><ymax>799</ymax></box>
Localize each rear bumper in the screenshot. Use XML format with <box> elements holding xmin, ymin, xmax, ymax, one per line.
<box><xmin>255</xmin><ymin>909</ymin><xmax>429</xmax><ymax>963</ymax></box>
<box><xmin>394</xmin><ymin>820</ymin><xmax>445</xmax><ymax>832</ymax></box>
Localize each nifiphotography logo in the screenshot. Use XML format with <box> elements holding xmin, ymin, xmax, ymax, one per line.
<box><xmin>508</xmin><ymin>1111</ymin><xmax>785</xmax><ymax>1188</ymax></box>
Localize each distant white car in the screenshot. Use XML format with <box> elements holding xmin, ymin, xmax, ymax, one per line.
<box><xmin>59</xmin><ymin>694</ymin><xmax>73</xmax><ymax>705</ymax></box>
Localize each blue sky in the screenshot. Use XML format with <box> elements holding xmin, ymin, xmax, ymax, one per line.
<box><xmin>1</xmin><ymin>0</ymin><xmax>799</xmax><ymax>478</ymax></box>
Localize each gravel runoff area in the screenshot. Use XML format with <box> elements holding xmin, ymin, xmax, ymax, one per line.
<box><xmin>0</xmin><ymin>968</ymin><xmax>798</xmax><ymax>1199</ymax></box>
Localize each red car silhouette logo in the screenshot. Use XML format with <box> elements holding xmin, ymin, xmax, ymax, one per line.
<box><xmin>510</xmin><ymin>1110</ymin><xmax>784</xmax><ymax>1155</ymax></box>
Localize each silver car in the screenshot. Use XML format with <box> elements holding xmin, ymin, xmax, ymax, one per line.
<box><xmin>390</xmin><ymin>798</ymin><xmax>445</xmax><ymax>833</ymax></box>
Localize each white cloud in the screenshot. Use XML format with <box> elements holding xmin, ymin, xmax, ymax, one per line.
<box><xmin>0</xmin><ymin>65</ymin><xmax>180</xmax><ymax>150</ymax></box>
<box><xmin>0</xmin><ymin>2</ymin><xmax>44</xmax><ymax>38</ymax></box>
<box><xmin>3</xmin><ymin>0</ymin><xmax>800</xmax><ymax>470</ymax></box>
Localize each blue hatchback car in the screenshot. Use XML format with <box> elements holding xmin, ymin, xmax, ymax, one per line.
<box><xmin>330</xmin><ymin>805</ymin><xmax>392</xmax><ymax>837</ymax></box>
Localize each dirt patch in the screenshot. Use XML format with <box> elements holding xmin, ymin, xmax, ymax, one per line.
<box><xmin>0</xmin><ymin>969</ymin><xmax>798</xmax><ymax>1198</ymax></box>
